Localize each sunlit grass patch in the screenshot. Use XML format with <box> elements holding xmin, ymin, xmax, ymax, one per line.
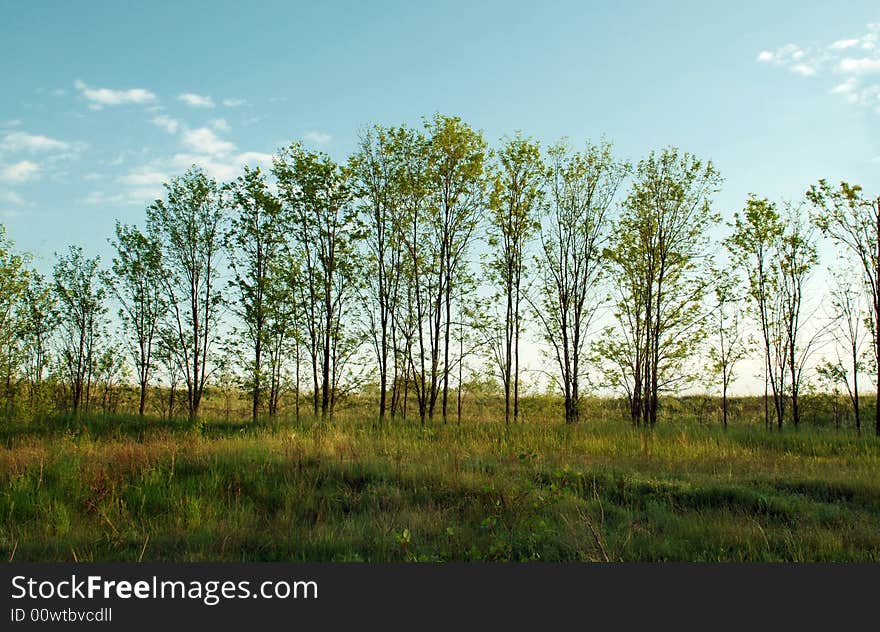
<box><xmin>1</xmin><ymin>411</ymin><xmax>879</xmax><ymax>561</ymax></box>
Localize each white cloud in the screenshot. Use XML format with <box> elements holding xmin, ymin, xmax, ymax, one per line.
<box><xmin>2</xmin><ymin>120</ymin><xmax>22</xmax><ymax>128</ymax></box>
<box><xmin>209</xmin><ymin>118</ymin><xmax>231</xmax><ymax>132</ymax></box>
<box><xmin>82</xmin><ymin>191</ymin><xmax>128</xmax><ymax>206</ymax></box>
<box><xmin>118</xmin><ymin>167</ymin><xmax>168</xmax><ymax>188</ymax></box>
<box><xmin>181</xmin><ymin>127</ymin><xmax>236</xmax><ymax>155</ymax></box>
<box><xmin>0</xmin><ymin>131</ymin><xmax>70</xmax><ymax>153</ymax></box>
<box><xmin>0</xmin><ymin>161</ymin><xmax>39</xmax><ymax>183</ymax></box>
<box><xmin>74</xmin><ymin>79</ymin><xmax>156</xmax><ymax>108</ymax></box>
<box><xmin>114</xmin><ymin>166</ymin><xmax>170</xmax><ymax>203</ymax></box>
<box><xmin>837</xmin><ymin>57</ymin><xmax>880</xmax><ymax>75</ymax></box>
<box><xmin>758</xmin><ymin>23</ymin><xmax>880</xmax><ymax>114</ymax></box>
<box><xmin>831</xmin><ymin>78</ymin><xmax>858</xmax><ymax>94</ymax></box>
<box><xmin>791</xmin><ymin>63</ymin><xmax>816</xmax><ymax>77</ymax></box>
<box><xmin>237</xmin><ymin>152</ymin><xmax>274</xmax><ymax>168</ymax></box>
<box><xmin>303</xmin><ymin>130</ymin><xmax>332</xmax><ymax>146</ymax></box>
<box><xmin>178</xmin><ymin>93</ymin><xmax>215</xmax><ymax>108</ymax></box>
<box><xmin>176</xmin><ymin>152</ymin><xmax>273</xmax><ymax>181</ymax></box>
<box><xmin>151</xmin><ymin>115</ymin><xmax>180</xmax><ymax>134</ymax></box>
<box><xmin>755</xmin><ymin>44</ymin><xmax>819</xmax><ymax>77</ymax></box>
<box><xmin>222</xmin><ymin>98</ymin><xmax>246</xmax><ymax>107</ymax></box>
<box><xmin>143</xmin><ymin>149</ymin><xmax>275</xmax><ymax>186</ymax></box>
<box><xmin>168</xmin><ymin>154</ymin><xmax>239</xmax><ymax>181</ymax></box>
<box><xmin>830</xmin><ymin>38</ymin><xmax>860</xmax><ymax>50</ymax></box>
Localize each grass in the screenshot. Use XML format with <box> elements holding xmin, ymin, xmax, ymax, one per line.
<box><xmin>1</xmin><ymin>399</ymin><xmax>879</xmax><ymax>562</ymax></box>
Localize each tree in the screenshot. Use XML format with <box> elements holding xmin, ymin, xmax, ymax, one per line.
<box><xmin>108</xmin><ymin>222</ymin><xmax>166</xmax><ymax>416</ymax></box>
<box><xmin>819</xmin><ymin>270</ymin><xmax>868</xmax><ymax>431</ymax></box>
<box><xmin>52</xmin><ymin>246</ymin><xmax>107</xmax><ymax>414</ymax></box>
<box><xmin>350</xmin><ymin>125</ymin><xmax>407</xmax><ymax>424</ymax></box>
<box><xmin>487</xmin><ymin>133</ymin><xmax>544</xmax><ymax>426</ymax></box>
<box><xmin>808</xmin><ymin>181</ymin><xmax>880</xmax><ymax>436</ymax></box>
<box><xmin>146</xmin><ymin>167</ymin><xmax>225</xmax><ymax>423</ymax></box>
<box><xmin>225</xmin><ymin>166</ymin><xmax>286</xmax><ymax>422</ymax></box>
<box><xmin>95</xmin><ymin>343</ymin><xmax>128</xmax><ymax>415</ymax></box>
<box><xmin>0</xmin><ymin>226</ymin><xmax>29</xmax><ymax>414</ymax></box>
<box><xmin>21</xmin><ymin>271</ymin><xmax>58</xmax><ymax>407</ymax></box>
<box><xmin>535</xmin><ymin>141</ymin><xmax>627</xmax><ymax>424</ymax></box>
<box><xmin>274</xmin><ymin>143</ymin><xmax>361</xmax><ymax>421</ymax></box>
<box><xmin>425</xmin><ymin>114</ymin><xmax>488</xmax><ymax>423</ymax></box>
<box><xmin>155</xmin><ymin>326</ymin><xmax>182</xmax><ymax>419</ymax></box>
<box><xmin>393</xmin><ymin>125</ymin><xmax>433</xmax><ymax>423</ymax></box>
<box><xmin>264</xmin><ymin>250</ymin><xmax>302</xmax><ymax>418</ymax></box>
<box><xmin>776</xmin><ymin>204</ymin><xmax>820</xmax><ymax>428</ymax></box>
<box><xmin>727</xmin><ymin>197</ymin><xmax>820</xmax><ymax>429</ymax></box>
<box><xmin>604</xmin><ymin>148</ymin><xmax>721</xmax><ymax>427</ymax></box>
<box><xmin>707</xmin><ymin>268</ymin><xmax>753</xmax><ymax>428</ymax></box>
<box><xmin>726</xmin><ymin>196</ymin><xmax>786</xmax><ymax>429</ymax></box>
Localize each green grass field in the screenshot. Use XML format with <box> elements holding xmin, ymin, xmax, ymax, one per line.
<box><xmin>2</xmin><ymin>399</ymin><xmax>879</xmax><ymax>562</ymax></box>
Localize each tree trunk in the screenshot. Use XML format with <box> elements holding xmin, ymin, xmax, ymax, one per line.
<box><xmin>875</xmin><ymin>198</ymin><xmax>880</xmax><ymax>436</ymax></box>
<box><xmin>139</xmin><ymin>379</ymin><xmax>147</xmax><ymax>417</ymax></box>
<box><xmin>721</xmin><ymin>378</ymin><xmax>727</xmax><ymax>429</ymax></box>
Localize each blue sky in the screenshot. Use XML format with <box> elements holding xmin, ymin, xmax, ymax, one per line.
<box><xmin>1</xmin><ymin>0</ymin><xmax>878</xmax><ymax>271</ymax></box>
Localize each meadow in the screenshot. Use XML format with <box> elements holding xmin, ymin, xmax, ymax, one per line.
<box><xmin>2</xmin><ymin>394</ymin><xmax>879</xmax><ymax>562</ymax></box>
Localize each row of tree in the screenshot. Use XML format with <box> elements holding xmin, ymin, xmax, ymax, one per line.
<box><xmin>1</xmin><ymin>114</ymin><xmax>878</xmax><ymax>432</ymax></box>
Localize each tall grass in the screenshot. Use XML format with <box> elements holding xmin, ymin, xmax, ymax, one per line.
<box><xmin>1</xmin><ymin>397</ymin><xmax>878</xmax><ymax>562</ymax></box>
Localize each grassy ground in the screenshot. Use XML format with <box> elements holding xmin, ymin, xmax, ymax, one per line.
<box><xmin>2</xmin><ymin>404</ymin><xmax>879</xmax><ymax>562</ymax></box>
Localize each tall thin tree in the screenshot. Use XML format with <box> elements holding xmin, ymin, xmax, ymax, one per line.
<box><xmin>146</xmin><ymin>167</ymin><xmax>225</xmax><ymax>423</ymax></box>
<box><xmin>108</xmin><ymin>222</ymin><xmax>165</xmax><ymax>417</ymax></box>
<box><xmin>808</xmin><ymin>181</ymin><xmax>880</xmax><ymax>436</ymax></box>
<box><xmin>225</xmin><ymin>166</ymin><xmax>286</xmax><ymax>422</ymax></box>
<box><xmin>487</xmin><ymin>134</ymin><xmax>544</xmax><ymax>426</ymax></box>
<box><xmin>535</xmin><ymin>141</ymin><xmax>627</xmax><ymax>424</ymax></box>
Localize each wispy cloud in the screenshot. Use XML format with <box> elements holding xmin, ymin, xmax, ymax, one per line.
<box><xmin>0</xmin><ymin>160</ymin><xmax>39</xmax><ymax>183</ymax></box>
<box><xmin>74</xmin><ymin>79</ymin><xmax>157</xmax><ymax>109</ymax></box>
<box><xmin>837</xmin><ymin>57</ymin><xmax>880</xmax><ymax>75</ymax></box>
<box><xmin>0</xmin><ymin>131</ymin><xmax>71</xmax><ymax>153</ymax></box>
<box><xmin>166</xmin><ymin>151</ymin><xmax>275</xmax><ymax>182</ymax></box>
<box><xmin>236</xmin><ymin>152</ymin><xmax>273</xmax><ymax>168</ymax></box>
<box><xmin>209</xmin><ymin>118</ymin><xmax>231</xmax><ymax>133</ymax></box>
<box><xmin>222</xmin><ymin>98</ymin><xmax>247</xmax><ymax>107</ymax></box>
<box><xmin>151</xmin><ymin>115</ymin><xmax>180</xmax><ymax>134</ymax></box>
<box><xmin>181</xmin><ymin>127</ymin><xmax>236</xmax><ymax>155</ymax></box>
<box><xmin>756</xmin><ymin>43</ymin><xmax>810</xmax><ymax>71</ymax></box>
<box><xmin>82</xmin><ymin>191</ymin><xmax>129</xmax><ymax>206</ymax></box>
<box><xmin>118</xmin><ymin>167</ymin><xmax>168</xmax><ymax>189</ymax></box>
<box><xmin>831</xmin><ymin>78</ymin><xmax>858</xmax><ymax>94</ymax></box>
<box><xmin>757</xmin><ymin>23</ymin><xmax>880</xmax><ymax>113</ymax></box>
<box><xmin>121</xmin><ymin>148</ymin><xmax>274</xmax><ymax>202</ymax></box>
<box><xmin>107</xmin><ymin>166</ymin><xmax>171</xmax><ymax>204</ymax></box>
<box><xmin>830</xmin><ymin>38</ymin><xmax>860</xmax><ymax>51</ymax></box>
<box><xmin>791</xmin><ymin>63</ymin><xmax>816</xmax><ymax>77</ymax></box>
<box><xmin>178</xmin><ymin>93</ymin><xmax>215</xmax><ymax>108</ymax></box>
<box><xmin>303</xmin><ymin>130</ymin><xmax>331</xmax><ymax>146</ymax></box>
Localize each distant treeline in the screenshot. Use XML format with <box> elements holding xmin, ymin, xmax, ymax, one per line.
<box><xmin>1</xmin><ymin>115</ymin><xmax>878</xmax><ymax>432</ymax></box>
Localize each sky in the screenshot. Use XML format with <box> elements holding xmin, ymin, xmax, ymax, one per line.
<box><xmin>0</xmin><ymin>0</ymin><xmax>878</xmax><ymax>392</ymax></box>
